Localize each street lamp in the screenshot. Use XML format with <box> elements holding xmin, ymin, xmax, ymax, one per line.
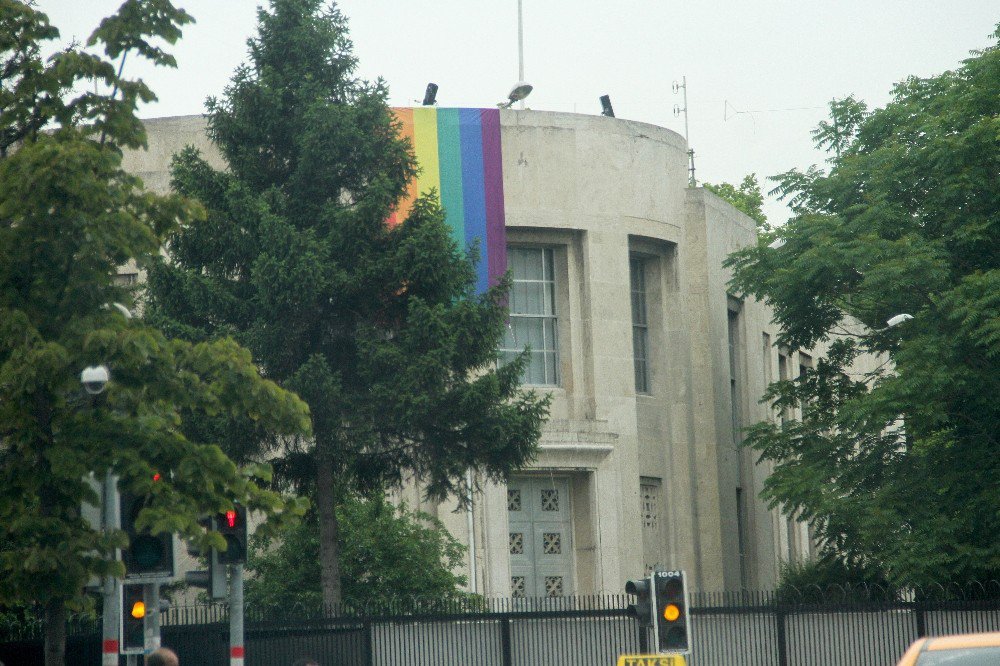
<box><xmin>80</xmin><ymin>365</ymin><xmax>110</xmax><ymax>395</ymax></box>
<box><xmin>498</xmin><ymin>81</ymin><xmax>533</xmax><ymax>109</ymax></box>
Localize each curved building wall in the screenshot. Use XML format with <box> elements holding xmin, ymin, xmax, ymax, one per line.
<box><xmin>128</xmin><ymin>110</ymin><xmax>805</xmax><ymax>597</ymax></box>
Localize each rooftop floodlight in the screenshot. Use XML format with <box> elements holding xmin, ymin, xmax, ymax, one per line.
<box><xmin>498</xmin><ymin>81</ymin><xmax>533</xmax><ymax>109</ymax></box>
<box><xmin>600</xmin><ymin>94</ymin><xmax>615</xmax><ymax>117</ymax></box>
<box><xmin>422</xmin><ymin>82</ymin><xmax>438</xmax><ymax>106</ymax></box>
<box><xmin>886</xmin><ymin>313</ymin><xmax>914</xmax><ymax>328</ymax></box>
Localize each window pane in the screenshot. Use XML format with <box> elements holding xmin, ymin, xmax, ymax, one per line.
<box><xmin>633</xmin><ymin>326</ymin><xmax>649</xmax><ymax>393</ymax></box>
<box><xmin>527</xmin><ymin>317</ymin><xmax>544</xmax><ymax>350</ymax></box>
<box><xmin>528</xmin><ymin>351</ymin><xmax>546</xmax><ymax>384</ymax></box>
<box><xmin>543</xmin><ymin>248</ymin><xmax>554</xmax><ymax>281</ymax></box>
<box><xmin>524</xmin><ymin>281</ymin><xmax>544</xmax><ymax>314</ymax></box>
<box><xmin>544</xmin><ymin>351</ymin><xmax>558</xmax><ymax>385</ymax></box>
<box><xmin>521</xmin><ymin>248</ymin><xmax>544</xmax><ymax>280</ymax></box>
<box><xmin>542</xmin><ymin>319</ymin><xmax>557</xmax><ymax>353</ymax></box>
<box><xmin>633</xmin><ymin>326</ymin><xmax>647</xmax><ymax>361</ymax></box>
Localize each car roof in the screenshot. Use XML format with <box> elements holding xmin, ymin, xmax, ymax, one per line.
<box><xmin>924</xmin><ymin>632</ymin><xmax>1000</xmax><ymax>651</ymax></box>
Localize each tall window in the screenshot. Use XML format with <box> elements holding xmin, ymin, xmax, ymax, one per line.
<box><xmin>778</xmin><ymin>349</ymin><xmax>791</xmax><ymax>425</ymax></box>
<box><xmin>762</xmin><ymin>333</ymin><xmax>773</xmax><ymax>389</ymax></box>
<box><xmin>630</xmin><ymin>257</ymin><xmax>650</xmax><ymax>394</ymax></box>
<box><xmin>501</xmin><ymin>247</ymin><xmax>559</xmax><ymax>385</ymax></box>
<box><xmin>727</xmin><ymin>305</ymin><xmax>743</xmax><ymax>445</ymax></box>
<box><xmin>798</xmin><ymin>352</ymin><xmax>813</xmax><ymax>417</ymax></box>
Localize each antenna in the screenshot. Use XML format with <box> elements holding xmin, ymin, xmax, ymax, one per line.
<box><xmin>673</xmin><ymin>76</ymin><xmax>696</xmax><ymax>187</ymax></box>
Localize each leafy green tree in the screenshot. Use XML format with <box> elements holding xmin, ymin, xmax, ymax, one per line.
<box><xmin>146</xmin><ymin>0</ymin><xmax>548</xmax><ymax>607</ymax></box>
<box><xmin>0</xmin><ymin>2</ymin><xmax>310</xmax><ymax>663</ymax></box>
<box><xmin>774</xmin><ymin>556</ymin><xmax>895</xmax><ymax>603</ymax></box>
<box><xmin>704</xmin><ymin>174</ymin><xmax>769</xmax><ymax>230</ymax></box>
<box><xmin>246</xmin><ymin>494</ymin><xmax>469</xmax><ymax>613</ymax></box>
<box><xmin>725</xmin><ymin>28</ymin><xmax>1000</xmax><ymax>586</ymax></box>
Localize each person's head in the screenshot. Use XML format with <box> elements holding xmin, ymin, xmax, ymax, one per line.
<box><xmin>146</xmin><ymin>647</ymin><xmax>179</xmax><ymax>666</ymax></box>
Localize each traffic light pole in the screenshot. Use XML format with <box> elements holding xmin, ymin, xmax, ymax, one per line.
<box><xmin>145</xmin><ymin>582</ymin><xmax>161</xmax><ymax>652</ymax></box>
<box><xmin>101</xmin><ymin>472</ymin><xmax>120</xmax><ymax>666</ymax></box>
<box><xmin>229</xmin><ymin>563</ymin><xmax>245</xmax><ymax>666</ymax></box>
<box><xmin>648</xmin><ymin>571</ymin><xmax>659</xmax><ymax>651</ymax></box>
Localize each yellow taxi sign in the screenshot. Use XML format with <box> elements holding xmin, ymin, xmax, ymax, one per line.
<box><xmin>616</xmin><ymin>655</ymin><xmax>686</xmax><ymax>666</ymax></box>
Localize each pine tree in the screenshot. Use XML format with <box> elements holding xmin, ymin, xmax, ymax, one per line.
<box><xmin>146</xmin><ymin>0</ymin><xmax>548</xmax><ymax>606</ymax></box>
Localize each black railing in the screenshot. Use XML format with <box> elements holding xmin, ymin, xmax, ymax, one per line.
<box><xmin>0</xmin><ymin>595</ymin><xmax>642</xmax><ymax>666</ymax></box>
<box><xmin>3</xmin><ymin>587</ymin><xmax>1000</xmax><ymax>665</ymax></box>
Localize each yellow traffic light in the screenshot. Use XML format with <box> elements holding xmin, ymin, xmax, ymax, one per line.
<box><xmin>663</xmin><ymin>603</ymin><xmax>680</xmax><ymax>622</ymax></box>
<box><xmin>130</xmin><ymin>600</ymin><xmax>146</xmax><ymax>619</ymax></box>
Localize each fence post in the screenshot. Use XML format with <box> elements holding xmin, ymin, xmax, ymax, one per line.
<box><xmin>500</xmin><ymin>615</ymin><xmax>513</xmax><ymax>666</ymax></box>
<box><xmin>775</xmin><ymin>606</ymin><xmax>788</xmax><ymax>666</ymax></box>
<box><xmin>363</xmin><ymin>619</ymin><xmax>374</xmax><ymax>666</ymax></box>
<box><xmin>914</xmin><ymin>602</ymin><xmax>927</xmax><ymax>638</ymax></box>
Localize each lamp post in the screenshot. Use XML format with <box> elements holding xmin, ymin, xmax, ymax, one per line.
<box><xmin>80</xmin><ymin>363</ymin><xmax>120</xmax><ymax>666</ymax></box>
<box><xmin>91</xmin><ymin>302</ymin><xmax>131</xmax><ymax>665</ymax></box>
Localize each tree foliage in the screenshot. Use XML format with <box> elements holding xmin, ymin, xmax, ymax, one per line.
<box><xmin>704</xmin><ymin>173</ymin><xmax>768</xmax><ymax>230</ymax></box>
<box><xmin>145</xmin><ymin>0</ymin><xmax>548</xmax><ymax>606</ymax></box>
<box><xmin>725</xmin><ymin>27</ymin><xmax>1000</xmax><ymax>586</ymax></box>
<box><xmin>0</xmin><ymin>2</ymin><xmax>310</xmax><ymax>662</ymax></box>
<box><xmin>245</xmin><ymin>495</ymin><xmax>469</xmax><ymax>613</ymax></box>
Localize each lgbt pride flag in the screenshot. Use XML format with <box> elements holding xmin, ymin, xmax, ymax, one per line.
<box><xmin>389</xmin><ymin>107</ymin><xmax>506</xmax><ymax>294</ymax></box>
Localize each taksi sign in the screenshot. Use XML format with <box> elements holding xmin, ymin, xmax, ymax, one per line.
<box><xmin>616</xmin><ymin>655</ymin><xmax>687</xmax><ymax>666</ymax></box>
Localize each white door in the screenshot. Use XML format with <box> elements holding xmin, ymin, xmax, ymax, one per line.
<box><xmin>507</xmin><ymin>476</ymin><xmax>574</xmax><ymax>597</ymax></box>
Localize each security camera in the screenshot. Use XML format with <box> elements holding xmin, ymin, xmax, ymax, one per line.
<box><xmin>80</xmin><ymin>365</ymin><xmax>110</xmax><ymax>395</ymax></box>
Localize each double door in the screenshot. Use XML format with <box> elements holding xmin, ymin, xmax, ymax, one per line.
<box><xmin>507</xmin><ymin>476</ymin><xmax>574</xmax><ymax>597</ymax></box>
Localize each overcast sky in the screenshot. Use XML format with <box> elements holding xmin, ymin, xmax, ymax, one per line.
<box><xmin>39</xmin><ymin>1</ymin><xmax>999</xmax><ymax>224</ymax></box>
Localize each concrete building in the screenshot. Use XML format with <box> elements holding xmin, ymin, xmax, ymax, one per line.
<box><xmin>124</xmin><ymin>110</ymin><xmax>823</xmax><ymax>598</ymax></box>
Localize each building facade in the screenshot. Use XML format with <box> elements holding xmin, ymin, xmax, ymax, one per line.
<box><xmin>125</xmin><ymin>110</ymin><xmax>823</xmax><ymax>597</ymax></box>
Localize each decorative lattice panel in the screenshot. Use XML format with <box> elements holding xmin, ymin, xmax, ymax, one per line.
<box><xmin>540</xmin><ymin>488</ymin><xmax>559</xmax><ymax>511</ymax></box>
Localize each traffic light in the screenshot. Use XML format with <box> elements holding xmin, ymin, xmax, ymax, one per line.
<box><xmin>215</xmin><ymin>504</ymin><xmax>248</xmax><ymax>565</ymax></box>
<box><xmin>625</xmin><ymin>576</ymin><xmax>654</xmax><ymax>627</ymax></box>
<box><xmin>655</xmin><ymin>570</ymin><xmax>690</xmax><ymax>653</ymax></box>
<box><xmin>120</xmin><ymin>490</ymin><xmax>174</xmax><ymax>579</ymax></box>
<box><xmin>121</xmin><ymin>582</ymin><xmax>146</xmax><ymax>654</ymax></box>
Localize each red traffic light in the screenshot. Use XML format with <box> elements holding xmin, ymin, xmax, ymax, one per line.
<box><xmin>216</xmin><ymin>505</ymin><xmax>248</xmax><ymax>565</ymax></box>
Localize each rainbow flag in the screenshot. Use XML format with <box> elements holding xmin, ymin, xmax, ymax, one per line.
<box><xmin>389</xmin><ymin>107</ymin><xmax>506</xmax><ymax>293</ymax></box>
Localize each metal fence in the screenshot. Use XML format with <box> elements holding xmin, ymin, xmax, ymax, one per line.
<box><xmin>4</xmin><ymin>587</ymin><xmax>1000</xmax><ymax>665</ymax></box>
<box><xmin>688</xmin><ymin>586</ymin><xmax>1000</xmax><ymax>666</ymax></box>
<box><xmin>0</xmin><ymin>596</ymin><xmax>643</xmax><ymax>666</ymax></box>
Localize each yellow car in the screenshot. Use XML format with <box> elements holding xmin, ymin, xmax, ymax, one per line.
<box><xmin>897</xmin><ymin>632</ymin><xmax>1000</xmax><ymax>665</ymax></box>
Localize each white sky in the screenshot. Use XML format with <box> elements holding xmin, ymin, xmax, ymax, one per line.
<box><xmin>39</xmin><ymin>1</ymin><xmax>999</xmax><ymax>224</ymax></box>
